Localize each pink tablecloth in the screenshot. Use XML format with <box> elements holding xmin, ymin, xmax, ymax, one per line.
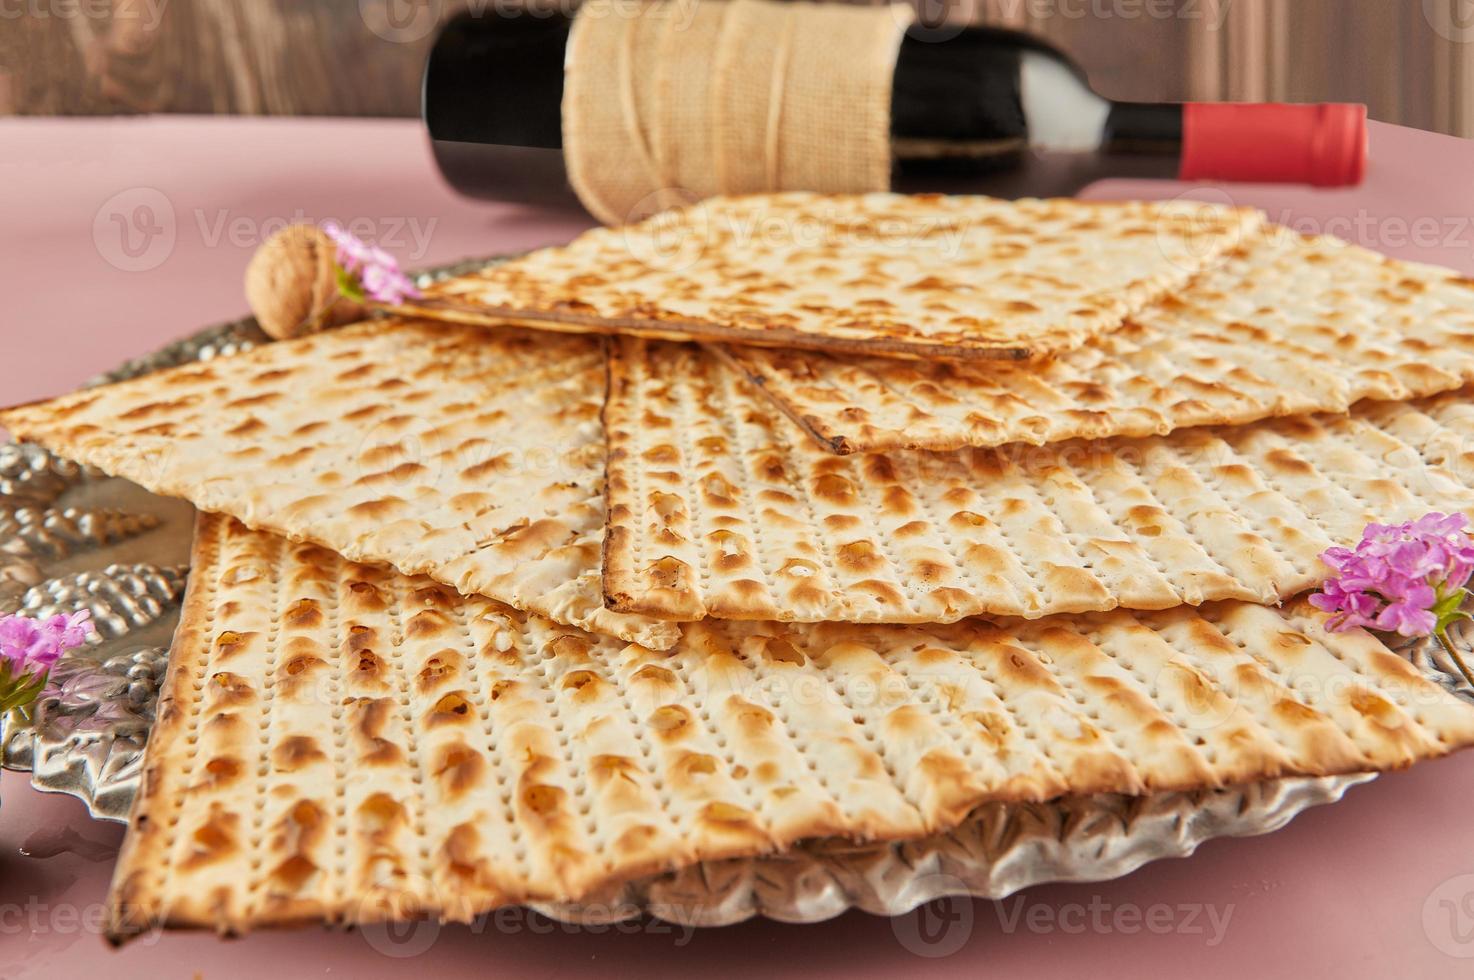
<box><xmin>4</xmin><ymin>116</ymin><xmax>1474</xmax><ymax>979</ymax></box>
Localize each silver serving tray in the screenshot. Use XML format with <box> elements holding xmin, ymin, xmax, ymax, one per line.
<box><xmin>5</xmin><ymin>273</ymin><xmax>1472</xmax><ymax>926</ymax></box>
<box><xmin>0</xmin><ymin>317</ymin><xmax>262</xmax><ymax>815</ymax></box>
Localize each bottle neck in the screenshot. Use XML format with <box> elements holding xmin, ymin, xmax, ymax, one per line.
<box><xmin>891</xmin><ymin>29</ymin><xmax>1180</xmax><ymax>164</ymax></box>
<box><xmin>890</xmin><ymin>31</ymin><xmax>1185</xmax><ymax>193</ymax></box>
<box><xmin>1103</xmin><ymin>102</ymin><xmax>1184</xmax><ymax>156</ymax></box>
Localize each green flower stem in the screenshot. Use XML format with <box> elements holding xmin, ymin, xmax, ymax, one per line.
<box><xmin>0</xmin><ymin>662</ymin><xmax>47</xmax><ymax>713</ymax></box>
<box><xmin>1435</xmin><ymin>627</ymin><xmax>1474</xmax><ymax>691</ymax></box>
<box><xmin>1427</xmin><ymin>584</ymin><xmax>1474</xmax><ymax>690</ymax></box>
<box><xmin>334</xmin><ymin>264</ymin><xmax>366</xmax><ymax>303</ymax></box>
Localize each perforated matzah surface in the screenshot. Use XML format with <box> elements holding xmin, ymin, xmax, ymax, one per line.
<box><xmin>720</xmin><ymin>229</ymin><xmax>1474</xmax><ymax>453</ymax></box>
<box><xmin>401</xmin><ymin>193</ymin><xmax>1264</xmax><ymax>360</ymax></box>
<box><xmin>0</xmin><ymin>320</ymin><xmax>677</xmax><ymax>649</ymax></box>
<box><xmin>605</xmin><ymin>339</ymin><xmax>1474</xmax><ymax>624</ymax></box>
<box><xmin>107</xmin><ymin>514</ymin><xmax>1474</xmax><ymax>937</ymax></box>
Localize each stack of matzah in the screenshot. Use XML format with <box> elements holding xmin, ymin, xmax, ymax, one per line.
<box><xmin>7</xmin><ymin>192</ymin><xmax>1474</xmax><ymax>939</ymax></box>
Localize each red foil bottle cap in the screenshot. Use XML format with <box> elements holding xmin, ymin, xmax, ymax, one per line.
<box><xmin>1179</xmin><ymin>102</ymin><xmax>1367</xmax><ymax>187</ymax></box>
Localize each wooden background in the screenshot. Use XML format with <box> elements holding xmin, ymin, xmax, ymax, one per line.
<box><xmin>1</xmin><ymin>0</ymin><xmax>1470</xmax><ymax>137</ymax></box>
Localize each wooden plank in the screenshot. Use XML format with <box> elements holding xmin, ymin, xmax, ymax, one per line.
<box><xmin>0</xmin><ymin>0</ymin><xmax>1465</xmax><ymax>138</ymax></box>
<box><xmin>0</xmin><ymin>0</ymin><xmax>461</xmax><ymax>116</ymax></box>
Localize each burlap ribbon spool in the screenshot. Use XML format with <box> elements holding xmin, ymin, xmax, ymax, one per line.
<box><xmin>563</xmin><ymin>0</ymin><xmax>914</xmax><ymax>225</ymax></box>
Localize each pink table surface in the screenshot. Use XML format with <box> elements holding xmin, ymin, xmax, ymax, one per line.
<box><xmin>4</xmin><ymin>116</ymin><xmax>1474</xmax><ymax>978</ymax></box>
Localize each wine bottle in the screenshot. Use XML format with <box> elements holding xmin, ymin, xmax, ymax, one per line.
<box><xmin>423</xmin><ymin>8</ymin><xmax>1366</xmax><ymax>208</ymax></box>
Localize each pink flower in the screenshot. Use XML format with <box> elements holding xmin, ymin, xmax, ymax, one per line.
<box><xmin>1376</xmin><ymin>600</ymin><xmax>1437</xmax><ymax>637</ymax></box>
<box><xmin>1311</xmin><ymin>513</ymin><xmax>1473</xmax><ymax>638</ymax></box>
<box><xmin>0</xmin><ymin>610</ymin><xmax>95</xmax><ymax>712</ymax></box>
<box><xmin>322</xmin><ymin>221</ymin><xmax>371</xmax><ymax>270</ymax></box>
<box><xmin>322</xmin><ymin>222</ymin><xmax>421</xmax><ymax>304</ymax></box>
<box><xmin>1</xmin><ymin>609</ymin><xmax>94</xmax><ymax>672</ymax></box>
<box><xmin>1308</xmin><ymin>579</ymin><xmax>1380</xmax><ymax>631</ymax></box>
<box><xmin>359</xmin><ymin>260</ymin><xmax>420</xmax><ymax>305</ymax></box>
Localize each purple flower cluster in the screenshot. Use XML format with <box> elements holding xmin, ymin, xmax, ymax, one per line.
<box><xmin>0</xmin><ymin>610</ymin><xmax>95</xmax><ymax>714</ymax></box>
<box><xmin>322</xmin><ymin>221</ymin><xmax>421</xmax><ymax>305</ymax></box>
<box><xmin>0</xmin><ymin>610</ymin><xmax>94</xmax><ymax>676</ymax></box>
<box><xmin>1310</xmin><ymin>512</ymin><xmax>1474</xmax><ymax>636</ymax></box>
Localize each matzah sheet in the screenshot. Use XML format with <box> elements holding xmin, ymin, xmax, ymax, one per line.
<box><xmin>0</xmin><ymin>320</ymin><xmax>677</xmax><ymax>649</ymax></box>
<box><xmin>604</xmin><ymin>339</ymin><xmax>1474</xmax><ymax>624</ymax></box>
<box><xmin>400</xmin><ymin>193</ymin><xmax>1264</xmax><ymax>360</ymax></box>
<box><xmin>721</xmin><ymin>230</ymin><xmax>1474</xmax><ymax>453</ymax></box>
<box><xmin>107</xmin><ymin>514</ymin><xmax>1474</xmax><ymax>938</ymax></box>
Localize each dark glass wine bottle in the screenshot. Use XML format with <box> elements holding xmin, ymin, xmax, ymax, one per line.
<box><xmin>423</xmin><ymin>9</ymin><xmax>1366</xmax><ymax>208</ymax></box>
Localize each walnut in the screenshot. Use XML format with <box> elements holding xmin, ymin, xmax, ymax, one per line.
<box><xmin>244</xmin><ymin>224</ymin><xmax>367</xmax><ymax>340</ymax></box>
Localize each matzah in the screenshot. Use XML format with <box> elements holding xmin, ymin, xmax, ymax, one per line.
<box><xmin>0</xmin><ymin>320</ymin><xmax>677</xmax><ymax>650</ymax></box>
<box><xmin>108</xmin><ymin>513</ymin><xmax>1474</xmax><ymax>938</ymax></box>
<box><xmin>604</xmin><ymin>338</ymin><xmax>1474</xmax><ymax>624</ymax></box>
<box><xmin>398</xmin><ymin>193</ymin><xmax>1265</xmax><ymax>360</ymax></box>
<box><xmin>720</xmin><ymin>229</ymin><xmax>1474</xmax><ymax>453</ymax></box>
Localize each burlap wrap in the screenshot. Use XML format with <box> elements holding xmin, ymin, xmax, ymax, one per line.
<box><xmin>563</xmin><ymin>0</ymin><xmax>912</xmax><ymax>224</ymax></box>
